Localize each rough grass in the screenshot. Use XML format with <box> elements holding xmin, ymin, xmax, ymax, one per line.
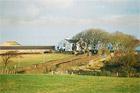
<box><xmin>0</xmin><ymin>53</ymin><xmax>73</xmax><ymax>68</ymax></box>
<box><xmin>0</xmin><ymin>75</ymin><xmax>140</xmax><ymax>93</ymax></box>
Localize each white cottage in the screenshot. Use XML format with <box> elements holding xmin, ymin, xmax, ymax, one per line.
<box><xmin>56</xmin><ymin>39</ymin><xmax>78</xmax><ymax>52</ymax></box>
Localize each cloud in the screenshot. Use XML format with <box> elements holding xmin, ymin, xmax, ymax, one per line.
<box><xmin>35</xmin><ymin>0</ymin><xmax>74</xmax><ymax>8</ymax></box>
<box><xmin>0</xmin><ymin>0</ymin><xmax>40</xmax><ymax>18</ymax></box>
<box><xmin>1</xmin><ymin>14</ymin><xmax>139</xmax><ymax>31</ymax></box>
<box><xmin>0</xmin><ymin>0</ymin><xmax>139</xmax><ymax>31</ymax></box>
<box><xmin>101</xmin><ymin>15</ymin><xmax>140</xmax><ymax>28</ymax></box>
<box><xmin>94</xmin><ymin>0</ymin><xmax>138</xmax><ymax>3</ymax></box>
<box><xmin>0</xmin><ymin>16</ymin><xmax>93</xmax><ymax>27</ymax></box>
<box><xmin>0</xmin><ymin>0</ymin><xmax>75</xmax><ymax>21</ymax></box>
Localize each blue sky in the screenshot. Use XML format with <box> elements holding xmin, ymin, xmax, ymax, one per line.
<box><xmin>0</xmin><ymin>0</ymin><xmax>140</xmax><ymax>45</ymax></box>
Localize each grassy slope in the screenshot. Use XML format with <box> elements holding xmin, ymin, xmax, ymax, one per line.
<box><xmin>0</xmin><ymin>53</ymin><xmax>73</xmax><ymax>68</ymax></box>
<box><xmin>0</xmin><ymin>75</ymin><xmax>140</xmax><ymax>93</ymax></box>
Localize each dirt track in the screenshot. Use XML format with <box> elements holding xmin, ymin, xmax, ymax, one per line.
<box><xmin>14</xmin><ymin>54</ymin><xmax>101</xmax><ymax>74</ymax></box>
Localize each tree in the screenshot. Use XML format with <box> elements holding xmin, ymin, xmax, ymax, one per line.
<box><xmin>110</xmin><ymin>31</ymin><xmax>138</xmax><ymax>51</ymax></box>
<box><xmin>73</xmin><ymin>29</ymin><xmax>139</xmax><ymax>53</ymax></box>
<box><xmin>0</xmin><ymin>51</ymin><xmax>19</xmax><ymax>69</ymax></box>
<box><xmin>73</xmin><ymin>28</ymin><xmax>110</xmax><ymax>47</ymax></box>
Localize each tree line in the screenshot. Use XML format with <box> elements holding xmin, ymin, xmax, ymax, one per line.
<box><xmin>72</xmin><ymin>28</ymin><xmax>140</xmax><ymax>77</ymax></box>
<box><xmin>73</xmin><ymin>28</ymin><xmax>139</xmax><ymax>51</ymax></box>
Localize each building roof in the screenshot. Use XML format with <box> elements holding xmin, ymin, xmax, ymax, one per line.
<box><xmin>0</xmin><ymin>46</ymin><xmax>55</xmax><ymax>50</ymax></box>
<box><xmin>0</xmin><ymin>41</ymin><xmax>21</xmax><ymax>46</ymax></box>
<box><xmin>65</xmin><ymin>39</ymin><xmax>79</xmax><ymax>43</ymax></box>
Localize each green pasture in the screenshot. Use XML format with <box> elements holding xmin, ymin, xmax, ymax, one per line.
<box><xmin>0</xmin><ymin>75</ymin><xmax>140</xmax><ymax>93</ymax></box>
<box><xmin>0</xmin><ymin>53</ymin><xmax>73</xmax><ymax>68</ymax></box>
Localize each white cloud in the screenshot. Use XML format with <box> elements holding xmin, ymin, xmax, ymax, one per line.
<box><xmin>101</xmin><ymin>0</ymin><xmax>128</xmax><ymax>3</ymax></box>
<box><xmin>0</xmin><ymin>0</ymin><xmax>75</xmax><ymax>21</ymax></box>
<box><xmin>1</xmin><ymin>14</ymin><xmax>139</xmax><ymax>30</ymax></box>
<box><xmin>94</xmin><ymin>0</ymin><xmax>136</xmax><ymax>3</ymax></box>
<box><xmin>34</xmin><ymin>0</ymin><xmax>74</xmax><ymax>8</ymax></box>
<box><xmin>0</xmin><ymin>1</ymin><xmax>40</xmax><ymax>18</ymax></box>
<box><xmin>101</xmin><ymin>15</ymin><xmax>140</xmax><ymax>28</ymax></box>
<box><xmin>0</xmin><ymin>16</ymin><xmax>93</xmax><ymax>27</ymax></box>
<box><xmin>0</xmin><ymin>0</ymin><xmax>139</xmax><ymax>30</ymax></box>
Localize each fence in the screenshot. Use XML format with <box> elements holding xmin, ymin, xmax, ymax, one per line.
<box><xmin>0</xmin><ymin>69</ymin><xmax>16</xmax><ymax>74</ymax></box>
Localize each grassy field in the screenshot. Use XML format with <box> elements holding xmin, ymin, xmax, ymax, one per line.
<box><xmin>0</xmin><ymin>75</ymin><xmax>140</xmax><ymax>93</ymax></box>
<box><xmin>0</xmin><ymin>53</ymin><xmax>73</xmax><ymax>68</ymax></box>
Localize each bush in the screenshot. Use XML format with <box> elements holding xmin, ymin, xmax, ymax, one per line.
<box><xmin>102</xmin><ymin>51</ymin><xmax>140</xmax><ymax>77</ymax></box>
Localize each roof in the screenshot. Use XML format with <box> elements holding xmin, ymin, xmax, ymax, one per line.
<box><xmin>0</xmin><ymin>46</ymin><xmax>55</xmax><ymax>50</ymax></box>
<box><xmin>65</xmin><ymin>39</ymin><xmax>79</xmax><ymax>43</ymax></box>
<box><xmin>0</xmin><ymin>41</ymin><xmax>21</xmax><ymax>46</ymax></box>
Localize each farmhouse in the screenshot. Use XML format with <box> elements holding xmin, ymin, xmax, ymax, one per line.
<box><xmin>56</xmin><ymin>38</ymin><xmax>78</xmax><ymax>52</ymax></box>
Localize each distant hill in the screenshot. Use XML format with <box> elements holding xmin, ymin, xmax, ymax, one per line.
<box><xmin>0</xmin><ymin>41</ymin><xmax>21</xmax><ymax>46</ymax></box>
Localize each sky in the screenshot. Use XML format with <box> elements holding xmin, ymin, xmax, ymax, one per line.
<box><xmin>0</xmin><ymin>0</ymin><xmax>140</xmax><ymax>45</ymax></box>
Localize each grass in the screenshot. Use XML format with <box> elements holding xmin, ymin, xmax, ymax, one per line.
<box><xmin>0</xmin><ymin>53</ymin><xmax>73</xmax><ymax>68</ymax></box>
<box><xmin>0</xmin><ymin>75</ymin><xmax>140</xmax><ymax>93</ymax></box>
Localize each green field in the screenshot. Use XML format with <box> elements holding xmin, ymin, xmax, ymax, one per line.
<box><xmin>0</xmin><ymin>53</ymin><xmax>73</xmax><ymax>68</ymax></box>
<box><xmin>0</xmin><ymin>75</ymin><xmax>140</xmax><ymax>93</ymax></box>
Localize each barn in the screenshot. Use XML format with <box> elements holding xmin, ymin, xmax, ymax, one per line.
<box><xmin>0</xmin><ymin>41</ymin><xmax>55</xmax><ymax>54</ymax></box>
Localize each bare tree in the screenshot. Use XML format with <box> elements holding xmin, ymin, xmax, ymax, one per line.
<box><xmin>0</xmin><ymin>51</ymin><xmax>19</xmax><ymax>69</ymax></box>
